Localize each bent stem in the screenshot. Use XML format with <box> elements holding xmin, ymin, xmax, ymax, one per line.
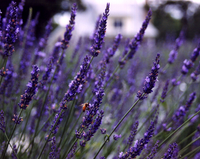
<box><xmin>93</xmin><ymin>93</ymin><xmax>145</xmax><ymax>159</ymax></box>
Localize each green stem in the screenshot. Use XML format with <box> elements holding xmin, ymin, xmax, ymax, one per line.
<box><xmin>180</xmin><ymin>146</ymin><xmax>200</xmax><ymax>159</ymax></box>
<box><xmin>178</xmin><ymin>130</ymin><xmax>196</xmax><ymax>145</ymax></box>
<box><xmin>57</xmin><ymin>99</ymin><xmax>76</xmax><ymax>148</ymax></box>
<box><xmin>4</xmin><ymin>133</ymin><xmax>19</xmax><ymax>159</ymax></box>
<box><xmin>93</xmin><ymin>94</ymin><xmax>144</xmax><ymax>159</ymax></box>
<box><xmin>1</xmin><ymin>109</ymin><xmax>23</xmax><ymax>159</ymax></box>
<box><xmin>37</xmin><ymin>109</ymin><xmax>65</xmax><ymax>159</ymax></box>
<box><xmin>158</xmin><ymin>109</ymin><xmax>200</xmax><ymax>148</ymax></box>
<box><xmin>179</xmin><ymin>135</ymin><xmax>200</xmax><ymax>155</ymax></box>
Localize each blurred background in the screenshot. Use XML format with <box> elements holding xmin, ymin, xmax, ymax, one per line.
<box><xmin>1</xmin><ymin>0</ymin><xmax>200</xmax><ymax>41</ymax></box>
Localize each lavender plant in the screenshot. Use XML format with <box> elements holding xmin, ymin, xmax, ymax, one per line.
<box><xmin>0</xmin><ymin>1</ymin><xmax>200</xmax><ymax>159</ymax></box>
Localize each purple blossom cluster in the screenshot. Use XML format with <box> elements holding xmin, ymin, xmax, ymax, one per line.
<box><xmin>119</xmin><ymin>121</ymin><xmax>155</xmax><ymax>159</ymax></box>
<box><xmin>173</xmin><ymin>92</ymin><xmax>196</xmax><ymax>123</ymax></box>
<box><xmin>0</xmin><ymin>110</ymin><xmax>5</xmax><ymax>133</ymax></box>
<box><xmin>80</xmin><ymin>110</ymin><xmax>104</xmax><ymax>147</ymax></box>
<box><xmin>163</xmin><ymin>143</ymin><xmax>178</xmax><ymax>159</ymax></box>
<box><xmin>127</xmin><ymin>9</ymin><xmax>152</xmax><ymax>60</ymax></box>
<box><xmin>61</xmin><ymin>3</ymin><xmax>77</xmax><ymax>50</ymax></box>
<box><xmin>90</xmin><ymin>3</ymin><xmax>110</xmax><ymax>57</ymax></box>
<box><xmin>18</xmin><ymin>65</ymin><xmax>39</xmax><ymax>109</ymax></box>
<box><xmin>137</xmin><ymin>54</ymin><xmax>160</xmax><ymax>99</ymax></box>
<box><xmin>2</xmin><ymin>1</ymin><xmax>18</xmax><ymax>57</ymax></box>
<box><xmin>181</xmin><ymin>42</ymin><xmax>200</xmax><ymax>74</ymax></box>
<box><xmin>60</xmin><ymin>55</ymin><xmax>91</xmax><ymax>109</ymax></box>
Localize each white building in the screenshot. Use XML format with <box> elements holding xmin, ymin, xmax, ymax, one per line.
<box><xmin>50</xmin><ymin>0</ymin><xmax>158</xmax><ymax>46</ymax></box>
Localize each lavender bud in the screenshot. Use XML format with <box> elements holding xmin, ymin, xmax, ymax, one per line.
<box><xmin>113</xmin><ymin>134</ymin><xmax>121</xmax><ymax>140</ymax></box>
<box><xmin>0</xmin><ymin>110</ymin><xmax>6</xmax><ymax>133</ymax></box>
<box><xmin>137</xmin><ymin>54</ymin><xmax>160</xmax><ymax>99</ymax></box>
<box><xmin>127</xmin><ymin>121</ymin><xmax>139</xmax><ymax>146</ymax></box>
<box><xmin>147</xmin><ymin>141</ymin><xmax>159</xmax><ymax>159</ymax></box>
<box><xmin>163</xmin><ymin>143</ymin><xmax>178</xmax><ymax>159</ymax></box>
<box><xmin>18</xmin><ymin>65</ymin><xmax>39</xmax><ymax>109</ymax></box>
<box><xmin>3</xmin><ymin>1</ymin><xmax>18</xmax><ymax>57</ymax></box>
<box><xmin>160</xmin><ymin>80</ymin><xmax>169</xmax><ymax>103</ymax></box>
<box><xmin>100</xmin><ymin>128</ymin><xmax>106</xmax><ymax>134</ymax></box>
<box><xmin>191</xmin><ymin>61</ymin><xmax>200</xmax><ymax>81</ymax></box>
<box><xmin>128</xmin><ymin>9</ymin><xmax>152</xmax><ymax>60</ymax></box>
<box><xmin>66</xmin><ymin>142</ymin><xmax>77</xmax><ymax>159</ymax></box>
<box><xmin>90</xmin><ymin>3</ymin><xmax>110</xmax><ymax>57</ymax></box>
<box><xmin>61</xmin><ymin>3</ymin><xmax>77</xmax><ymax>50</ymax></box>
<box><xmin>12</xmin><ymin>114</ymin><xmax>23</xmax><ymax>124</ymax></box>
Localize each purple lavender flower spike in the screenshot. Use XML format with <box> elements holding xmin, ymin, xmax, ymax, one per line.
<box><xmin>90</xmin><ymin>3</ymin><xmax>110</xmax><ymax>57</ymax></box>
<box><xmin>66</xmin><ymin>142</ymin><xmax>77</xmax><ymax>159</ymax></box>
<box><xmin>143</xmin><ymin>54</ymin><xmax>160</xmax><ymax>94</ymax></box>
<box><xmin>49</xmin><ymin>136</ymin><xmax>60</xmax><ymax>159</ymax></box>
<box><xmin>0</xmin><ymin>11</ymin><xmax>2</xmax><ymax>45</ymax></box>
<box><xmin>119</xmin><ymin>121</ymin><xmax>155</xmax><ymax>159</ymax></box>
<box><xmin>2</xmin><ymin>1</ymin><xmax>18</xmax><ymax>57</ymax></box>
<box><xmin>181</xmin><ymin>42</ymin><xmax>200</xmax><ymax>75</ymax></box>
<box><xmin>90</xmin><ymin>14</ymin><xmax>101</xmax><ymax>43</ymax></box>
<box><xmin>18</xmin><ymin>65</ymin><xmax>39</xmax><ymax>109</ymax></box>
<box><xmin>119</xmin><ymin>38</ymin><xmax>130</xmax><ymax>69</ymax></box>
<box><xmin>60</xmin><ymin>55</ymin><xmax>91</xmax><ymax>109</ymax></box>
<box><xmin>173</xmin><ymin>92</ymin><xmax>196</xmax><ymax>123</ymax></box>
<box><xmin>50</xmin><ymin>110</ymin><xmax>65</xmax><ymax>135</ymax></box>
<box><xmin>191</xmin><ymin>61</ymin><xmax>200</xmax><ymax>81</ymax></box>
<box><xmin>0</xmin><ymin>110</ymin><xmax>6</xmax><ymax>133</ymax></box>
<box><xmin>147</xmin><ymin>141</ymin><xmax>159</xmax><ymax>159</ymax></box>
<box><xmin>16</xmin><ymin>0</ymin><xmax>25</xmax><ymax>38</ymax></box>
<box><xmin>105</xmin><ymin>34</ymin><xmax>122</xmax><ymax>63</ymax></box>
<box><xmin>80</xmin><ymin>110</ymin><xmax>104</xmax><ymax>147</ymax></box>
<box><xmin>19</xmin><ymin>13</ymin><xmax>39</xmax><ymax>76</ymax></box>
<box><xmin>113</xmin><ymin>134</ymin><xmax>121</xmax><ymax>141</ymax></box>
<box><xmin>163</xmin><ymin>143</ymin><xmax>178</xmax><ymax>159</ymax></box>
<box><xmin>80</xmin><ymin>89</ymin><xmax>104</xmax><ymax>130</ymax></box>
<box><xmin>127</xmin><ymin>121</ymin><xmax>139</xmax><ymax>147</ymax></box>
<box><xmin>128</xmin><ymin>9</ymin><xmax>152</xmax><ymax>60</ymax></box>
<box><xmin>61</xmin><ymin>3</ymin><xmax>77</xmax><ymax>50</ymax></box>
<box><xmin>38</xmin><ymin>58</ymin><xmax>53</xmax><ymax>90</ymax></box>
<box><xmin>160</xmin><ymin>80</ymin><xmax>169</xmax><ymax>103</ymax></box>
<box><xmin>168</xmin><ymin>30</ymin><xmax>184</xmax><ymax>64</ymax></box>
<box><xmin>100</xmin><ymin>128</ymin><xmax>106</xmax><ymax>134</ymax></box>
<box><xmin>33</xmin><ymin>18</ymin><xmax>53</xmax><ymax>64</ymax></box>
<box><xmin>137</xmin><ymin>54</ymin><xmax>160</xmax><ymax>99</ymax></box>
<box><xmin>171</xmin><ymin>78</ymin><xmax>180</xmax><ymax>87</ymax></box>
<box><xmin>12</xmin><ymin>114</ymin><xmax>23</xmax><ymax>124</ymax></box>
<box><xmin>0</xmin><ymin>64</ymin><xmax>13</xmax><ymax>94</ymax></box>
<box><xmin>93</xmin><ymin>60</ymin><xmax>107</xmax><ymax>94</ymax></box>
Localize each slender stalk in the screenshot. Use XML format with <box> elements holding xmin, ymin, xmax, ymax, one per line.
<box><xmin>180</xmin><ymin>146</ymin><xmax>200</xmax><ymax>159</ymax></box>
<box><xmin>37</xmin><ymin>109</ymin><xmax>65</xmax><ymax>159</ymax></box>
<box><xmin>179</xmin><ymin>136</ymin><xmax>200</xmax><ymax>155</ymax></box>
<box><xmin>158</xmin><ymin>109</ymin><xmax>200</xmax><ymax>148</ymax></box>
<box><xmin>178</xmin><ymin>130</ymin><xmax>196</xmax><ymax>145</ymax></box>
<box><xmin>4</xmin><ymin>133</ymin><xmax>19</xmax><ymax>159</ymax></box>
<box><xmin>0</xmin><ymin>58</ymin><xmax>8</xmax><ymax>86</ymax></box>
<box><xmin>61</xmin><ymin>111</ymin><xmax>83</xmax><ymax>151</ymax></box>
<box><xmin>93</xmin><ymin>93</ymin><xmax>145</xmax><ymax>159</ymax></box>
<box><xmin>1</xmin><ymin>109</ymin><xmax>23</xmax><ymax>159</ymax></box>
<box><xmin>57</xmin><ymin>99</ymin><xmax>76</xmax><ymax>148</ymax></box>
